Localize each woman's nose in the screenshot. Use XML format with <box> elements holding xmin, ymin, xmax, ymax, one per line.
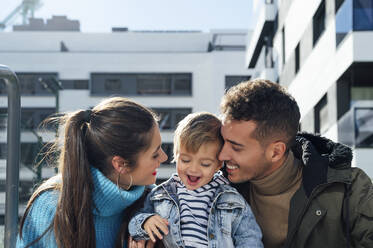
<box><xmin>160</xmin><ymin>148</ymin><xmax>168</xmax><ymax>163</ymax></box>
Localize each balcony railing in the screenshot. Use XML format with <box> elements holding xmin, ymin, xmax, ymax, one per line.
<box><xmin>338</xmin><ymin>107</ymin><xmax>373</xmax><ymax>148</ymax></box>
<box><xmin>246</xmin><ymin>1</ymin><xmax>276</xmax><ymax>68</ymax></box>
<box><xmin>336</xmin><ymin>0</ymin><xmax>373</xmax><ymax>46</ymax></box>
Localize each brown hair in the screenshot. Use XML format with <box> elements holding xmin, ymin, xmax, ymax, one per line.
<box><xmin>19</xmin><ymin>97</ymin><xmax>158</xmax><ymax>248</ymax></box>
<box><xmin>220</xmin><ymin>79</ymin><xmax>300</xmax><ymax>148</ymax></box>
<box><xmin>173</xmin><ymin>112</ymin><xmax>223</xmax><ymax>161</ymax></box>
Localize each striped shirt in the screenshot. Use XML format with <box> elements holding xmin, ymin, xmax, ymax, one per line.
<box><xmin>173</xmin><ymin>173</ymin><xmax>229</xmax><ymax>248</ymax></box>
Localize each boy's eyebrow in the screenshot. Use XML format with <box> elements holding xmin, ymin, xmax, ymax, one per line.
<box><xmin>200</xmin><ymin>157</ymin><xmax>216</xmax><ymax>161</ymax></box>
<box><xmin>178</xmin><ymin>152</ymin><xmax>191</xmax><ymax>157</ymax></box>
<box><xmin>227</xmin><ymin>139</ymin><xmax>244</xmax><ymax>147</ymax></box>
<box><xmin>179</xmin><ymin>152</ymin><xmax>216</xmax><ymax>161</ymax></box>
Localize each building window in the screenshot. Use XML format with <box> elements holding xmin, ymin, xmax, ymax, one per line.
<box><xmin>105</xmin><ymin>78</ymin><xmax>122</xmax><ymax>92</ymax></box>
<box><xmin>225</xmin><ymin>76</ymin><xmax>251</xmax><ymax>90</ymax></box>
<box><xmin>314</xmin><ymin>94</ymin><xmax>328</xmax><ymax>134</ymax></box>
<box><xmin>0</xmin><ymin>143</ymin><xmax>7</xmax><ymax>159</ymax></box>
<box><xmin>137</xmin><ymin>75</ymin><xmax>171</xmax><ymax>95</ymax></box>
<box><xmin>335</xmin><ymin>0</ymin><xmax>345</xmax><ymax>13</ymax></box>
<box><xmin>21</xmin><ymin>143</ymin><xmax>44</xmax><ymax>165</ymax></box>
<box><xmin>90</xmin><ymin>73</ymin><xmax>192</xmax><ymax>96</ymax></box>
<box><xmin>0</xmin><ymin>73</ymin><xmax>58</xmax><ymax>96</ymax></box>
<box><xmin>173</xmin><ymin>74</ymin><xmax>192</xmax><ymax>94</ymax></box>
<box><xmin>0</xmin><ymin>142</ymin><xmax>51</xmax><ymax>166</ymax></box>
<box><xmin>354</xmin><ymin>108</ymin><xmax>373</xmax><ymax>148</ymax></box>
<box><xmin>354</xmin><ymin>0</ymin><xmax>373</xmax><ymax>31</ymax></box>
<box><xmin>153</xmin><ymin>108</ymin><xmax>192</xmax><ymax>130</ymax></box>
<box><xmin>0</xmin><ymin>108</ymin><xmax>56</xmax><ymax>131</ymax></box>
<box><xmin>295</xmin><ymin>43</ymin><xmax>300</xmax><ymax>74</ymax></box>
<box><xmin>162</xmin><ymin>143</ymin><xmax>174</xmax><ymax>164</ymax></box>
<box><xmin>313</xmin><ymin>0</ymin><xmax>326</xmax><ymax>46</ymax></box>
<box><xmin>60</xmin><ymin>80</ymin><xmax>89</xmax><ymax>89</ymax></box>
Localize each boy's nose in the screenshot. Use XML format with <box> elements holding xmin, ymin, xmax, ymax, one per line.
<box><xmin>188</xmin><ymin>162</ymin><xmax>199</xmax><ymax>173</ymax></box>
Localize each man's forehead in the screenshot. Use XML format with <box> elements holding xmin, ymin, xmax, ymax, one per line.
<box><xmin>221</xmin><ymin>117</ymin><xmax>236</xmax><ymax>125</ymax></box>
<box><xmin>222</xmin><ymin>118</ymin><xmax>256</xmax><ymax>127</ymax></box>
<box><xmin>221</xmin><ymin>119</ymin><xmax>258</xmax><ymax>141</ymax></box>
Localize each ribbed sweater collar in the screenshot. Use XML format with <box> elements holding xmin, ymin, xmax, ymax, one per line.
<box><xmin>91</xmin><ymin>166</ymin><xmax>145</xmax><ymax>216</ymax></box>
<box><xmin>250</xmin><ymin>151</ymin><xmax>302</xmax><ymax>196</ymax></box>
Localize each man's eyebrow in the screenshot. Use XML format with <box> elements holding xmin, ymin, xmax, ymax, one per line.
<box><xmin>226</xmin><ymin>139</ymin><xmax>244</xmax><ymax>147</ymax></box>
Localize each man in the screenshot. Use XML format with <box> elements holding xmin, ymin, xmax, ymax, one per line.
<box><xmin>219</xmin><ymin>79</ymin><xmax>373</xmax><ymax>248</ymax></box>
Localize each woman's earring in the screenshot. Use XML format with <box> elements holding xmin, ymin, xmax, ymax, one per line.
<box><xmin>116</xmin><ymin>172</ymin><xmax>121</xmax><ymax>189</ymax></box>
<box><xmin>126</xmin><ymin>174</ymin><xmax>133</xmax><ymax>191</ymax></box>
<box><xmin>116</xmin><ymin>171</ymin><xmax>133</xmax><ymax>191</ymax></box>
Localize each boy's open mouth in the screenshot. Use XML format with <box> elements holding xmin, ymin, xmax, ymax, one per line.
<box><xmin>187</xmin><ymin>175</ymin><xmax>200</xmax><ymax>184</ymax></box>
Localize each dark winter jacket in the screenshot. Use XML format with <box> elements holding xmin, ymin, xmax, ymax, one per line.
<box><xmin>231</xmin><ymin>133</ymin><xmax>373</xmax><ymax>248</ymax></box>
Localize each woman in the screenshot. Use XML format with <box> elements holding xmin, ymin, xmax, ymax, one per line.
<box><xmin>17</xmin><ymin>97</ymin><xmax>168</xmax><ymax>248</ymax></box>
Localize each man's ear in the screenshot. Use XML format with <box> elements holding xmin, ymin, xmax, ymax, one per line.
<box><xmin>111</xmin><ymin>156</ymin><xmax>128</xmax><ymax>174</ymax></box>
<box><xmin>266</xmin><ymin>141</ymin><xmax>287</xmax><ymax>163</ymax></box>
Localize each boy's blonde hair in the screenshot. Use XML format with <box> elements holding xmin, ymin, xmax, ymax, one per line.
<box><xmin>173</xmin><ymin>112</ymin><xmax>223</xmax><ymax>162</ymax></box>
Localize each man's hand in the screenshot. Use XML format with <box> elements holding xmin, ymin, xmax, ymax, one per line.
<box><xmin>143</xmin><ymin>215</ymin><xmax>169</xmax><ymax>242</ymax></box>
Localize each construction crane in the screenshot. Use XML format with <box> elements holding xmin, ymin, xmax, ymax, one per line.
<box><xmin>0</xmin><ymin>0</ymin><xmax>42</xmax><ymax>31</ymax></box>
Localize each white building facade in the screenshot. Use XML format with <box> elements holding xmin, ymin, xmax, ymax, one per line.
<box><xmin>0</xmin><ymin>19</ymin><xmax>252</xmax><ymax>193</ymax></box>
<box><xmin>246</xmin><ymin>0</ymin><xmax>373</xmax><ymax>177</ymax></box>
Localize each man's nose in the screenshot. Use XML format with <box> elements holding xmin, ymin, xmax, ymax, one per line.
<box><xmin>218</xmin><ymin>144</ymin><xmax>230</xmax><ymax>161</ymax></box>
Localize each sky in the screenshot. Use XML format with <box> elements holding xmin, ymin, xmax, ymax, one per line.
<box><xmin>1</xmin><ymin>0</ymin><xmax>254</xmax><ymax>32</ymax></box>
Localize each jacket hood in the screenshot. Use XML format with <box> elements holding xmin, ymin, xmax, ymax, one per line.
<box><xmin>292</xmin><ymin>132</ymin><xmax>353</xmax><ymax>196</ymax></box>
<box><xmin>293</xmin><ymin>132</ymin><xmax>353</xmax><ymax>169</ymax></box>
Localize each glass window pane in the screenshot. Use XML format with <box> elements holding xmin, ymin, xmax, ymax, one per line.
<box><xmin>313</xmin><ymin>0</ymin><xmax>326</xmax><ymax>46</ymax></box>
<box><xmin>162</xmin><ymin>143</ymin><xmax>174</xmax><ymax>164</ymax></box>
<box><xmin>154</xmin><ymin>109</ymin><xmax>172</xmax><ymax>130</ymax></box>
<box><xmin>175</xmin><ymin>111</ymin><xmax>189</xmax><ymax>126</ymax></box>
<box><xmin>104</xmin><ymin>78</ymin><xmax>122</xmax><ymax>91</ymax></box>
<box><xmin>14</xmin><ymin>73</ymin><xmax>58</xmax><ymax>96</ymax></box>
<box><xmin>354</xmin><ymin>0</ymin><xmax>373</xmax><ymax>30</ymax></box>
<box><xmin>335</xmin><ymin>0</ymin><xmax>353</xmax><ymax>46</ymax></box>
<box><xmin>173</xmin><ymin>74</ymin><xmax>191</xmax><ymax>94</ymax></box>
<box><xmin>225</xmin><ymin>76</ymin><xmax>251</xmax><ymax>90</ymax></box>
<box><xmin>137</xmin><ymin>75</ymin><xmax>171</xmax><ymax>95</ymax></box>
<box><xmin>20</xmin><ymin>108</ymin><xmax>56</xmax><ymax>130</ymax></box>
<box><xmin>355</xmin><ymin>108</ymin><xmax>373</xmax><ymax>147</ymax></box>
<box><xmin>0</xmin><ymin>143</ymin><xmax>7</xmax><ymax>159</ymax></box>
<box><xmin>351</xmin><ymin>87</ymin><xmax>373</xmax><ymax>101</ymax></box>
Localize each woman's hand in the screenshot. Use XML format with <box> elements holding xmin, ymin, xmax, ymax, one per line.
<box><xmin>143</xmin><ymin>215</ymin><xmax>169</xmax><ymax>242</ymax></box>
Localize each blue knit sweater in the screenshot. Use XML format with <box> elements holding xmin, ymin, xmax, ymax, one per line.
<box><xmin>16</xmin><ymin>166</ymin><xmax>145</xmax><ymax>248</ymax></box>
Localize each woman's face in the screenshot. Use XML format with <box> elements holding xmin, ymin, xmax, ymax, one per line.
<box><xmin>129</xmin><ymin>125</ymin><xmax>168</xmax><ymax>186</ymax></box>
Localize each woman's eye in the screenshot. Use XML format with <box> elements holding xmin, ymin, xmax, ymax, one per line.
<box><xmin>201</xmin><ymin>163</ymin><xmax>211</xmax><ymax>167</ymax></box>
<box><xmin>181</xmin><ymin>159</ymin><xmax>190</xmax><ymax>163</ymax></box>
<box><xmin>153</xmin><ymin>153</ymin><xmax>159</xmax><ymax>159</ymax></box>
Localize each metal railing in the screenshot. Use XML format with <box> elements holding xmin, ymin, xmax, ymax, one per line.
<box><xmin>0</xmin><ymin>65</ymin><xmax>21</xmax><ymax>248</ymax></box>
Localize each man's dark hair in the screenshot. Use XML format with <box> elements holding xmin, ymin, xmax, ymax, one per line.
<box><xmin>220</xmin><ymin>79</ymin><xmax>300</xmax><ymax>148</ymax></box>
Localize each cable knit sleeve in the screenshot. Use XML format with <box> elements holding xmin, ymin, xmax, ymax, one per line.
<box><xmin>16</xmin><ymin>190</ymin><xmax>59</xmax><ymax>248</ymax></box>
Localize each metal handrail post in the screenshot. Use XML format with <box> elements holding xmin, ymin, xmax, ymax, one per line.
<box><xmin>0</xmin><ymin>65</ymin><xmax>20</xmax><ymax>248</ymax></box>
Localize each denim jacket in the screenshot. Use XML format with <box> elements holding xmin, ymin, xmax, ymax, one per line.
<box><xmin>129</xmin><ymin>175</ymin><xmax>263</xmax><ymax>248</ymax></box>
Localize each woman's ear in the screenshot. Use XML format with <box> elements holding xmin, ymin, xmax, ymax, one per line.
<box><xmin>111</xmin><ymin>155</ymin><xmax>127</xmax><ymax>174</ymax></box>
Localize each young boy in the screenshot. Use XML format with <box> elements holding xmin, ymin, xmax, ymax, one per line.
<box><xmin>129</xmin><ymin>112</ymin><xmax>263</xmax><ymax>248</ymax></box>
